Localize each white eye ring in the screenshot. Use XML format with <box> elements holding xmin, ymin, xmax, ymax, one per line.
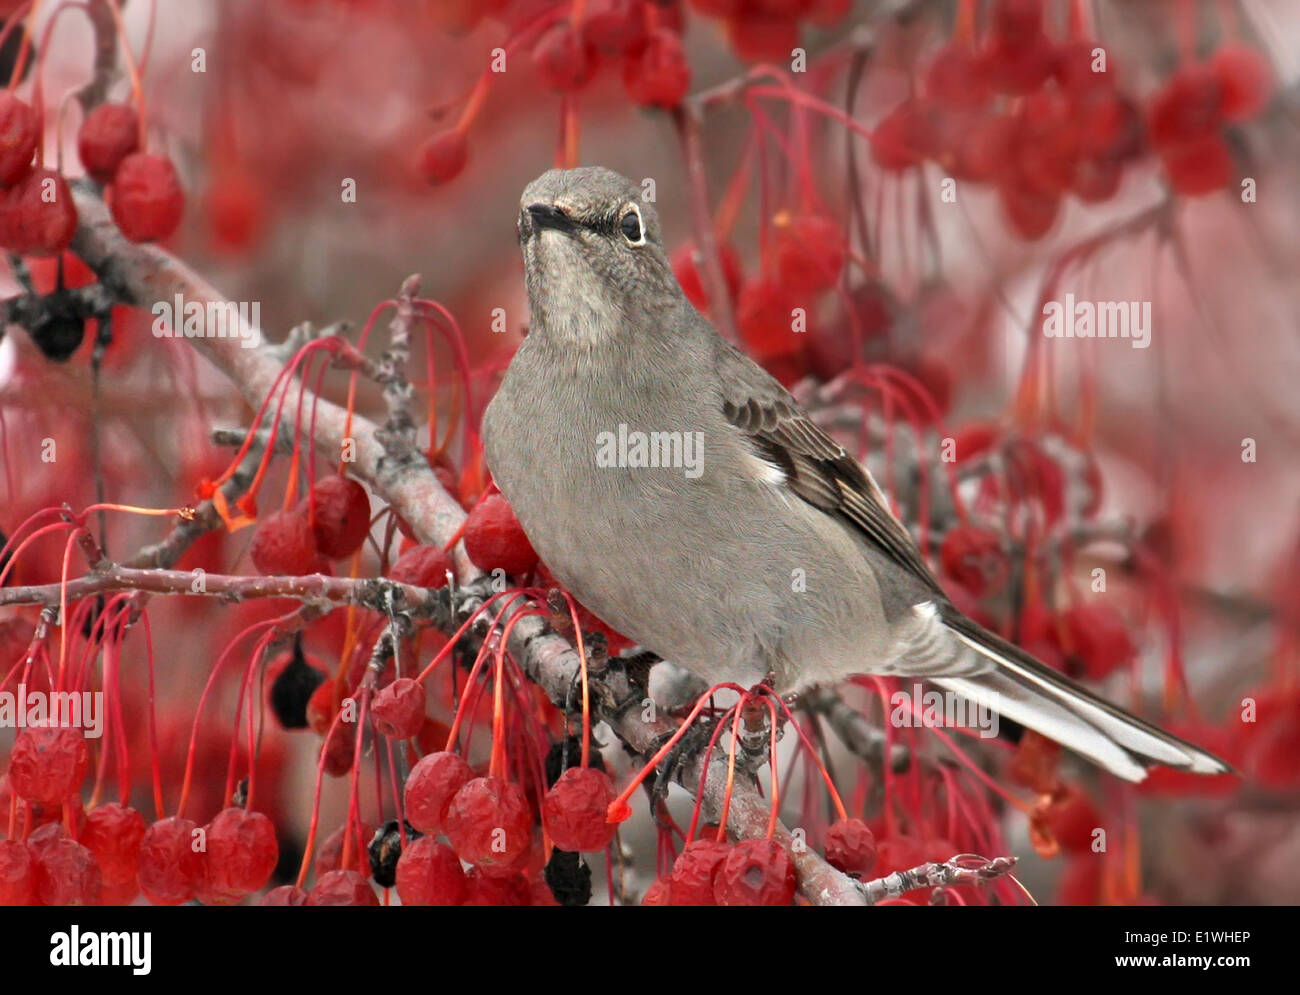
<box><xmin>619</xmin><ymin>202</ymin><xmax>646</xmax><ymax>246</ymax></box>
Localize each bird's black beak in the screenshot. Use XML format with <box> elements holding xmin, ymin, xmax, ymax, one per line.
<box><xmin>525</xmin><ymin>202</ymin><xmax>576</xmax><ymax>236</ymax></box>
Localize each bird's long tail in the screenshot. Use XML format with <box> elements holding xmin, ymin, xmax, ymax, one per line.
<box><xmin>930</xmin><ymin>609</ymin><xmax>1231</xmax><ymax>783</ymax></box>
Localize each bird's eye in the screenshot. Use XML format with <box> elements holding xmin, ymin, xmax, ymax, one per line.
<box><xmin>620</xmin><ymin>208</ymin><xmax>644</xmax><ymax>245</ymax></box>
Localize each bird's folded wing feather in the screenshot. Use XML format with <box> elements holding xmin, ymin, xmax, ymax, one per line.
<box><xmin>712</xmin><ymin>339</ymin><xmax>942</xmax><ymax>594</ymax></box>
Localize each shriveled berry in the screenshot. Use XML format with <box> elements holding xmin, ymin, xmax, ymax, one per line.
<box><xmin>268</xmin><ymin>635</ymin><xmax>327</xmax><ymax>730</ymax></box>
<box><xmin>460</xmin><ymin>866</ymin><xmax>530</xmax><ymax>906</ymax></box>
<box><xmin>306</xmin><ymin>868</ymin><xmax>378</xmax><ymax>906</ymax></box>
<box><xmin>7</xmin><ymin>727</ymin><xmax>89</xmax><ymax>805</ymax></box>
<box><xmin>713</xmin><ymin>838</ymin><xmax>796</xmax><ymax>906</ymax></box>
<box><xmin>464</xmin><ymin>494</ymin><xmax>538</xmax><ymax>575</ymax></box>
<box><xmin>249</xmin><ymin>506</ymin><xmax>326</xmax><ymax>576</ymax></box>
<box><xmin>0</xmin><ymin>167</ymin><xmax>78</xmax><ymax>255</ymax></box>
<box><xmin>1147</xmin><ymin>65</ymin><xmax>1223</xmax><ymax>149</ymax></box>
<box><xmin>394</xmin><ymin>835</ymin><xmax>466</xmax><ymax>906</ymax></box>
<box><xmin>306</xmin><ymin>675</ymin><xmax>341</xmax><ymax>736</ymax></box>
<box><xmin>388</xmin><ymin>544</ymin><xmax>454</xmax><ymax>588</ymax></box>
<box><xmin>77</xmin><ymin>103</ymin><xmax>139</xmax><ymax>184</ymax></box>
<box><xmin>403</xmin><ymin>750</ymin><xmax>474</xmax><ymax>835</ymax></box>
<box><xmin>322</xmin><ymin>717</ymin><xmax>355</xmax><ymax>777</ymax></box>
<box><xmin>542</xmin><ymin>766</ymin><xmax>617</xmax><ymax>852</ymax></box>
<box><xmin>668</xmin><ymin>838</ymin><xmax>730</xmax><ymax>906</ymax></box>
<box><xmin>309</xmin><ymin>475</ymin><xmax>370</xmax><ymax>559</ymax></box>
<box><xmin>314</xmin><ymin>821</ymin><xmax>372</xmax><ymax>878</ymax></box>
<box><xmin>109</xmin><ymin>152</ymin><xmax>184</xmax><ymax>243</ymax></box>
<box><xmin>416</xmin><ymin>129</ymin><xmax>468</xmax><ymax>186</ymax></box>
<box><xmin>0</xmin><ymin>839</ymin><xmax>35</xmax><ymax>905</ymax></box>
<box><xmin>368</xmin><ymin>819</ymin><xmax>420</xmax><ymax>888</ymax></box>
<box><xmin>33</xmin><ymin>838</ymin><xmax>102</xmax><ymax>906</ymax></box>
<box><xmin>371</xmin><ymin>678</ymin><xmax>427</xmax><ymax>739</ymax></box>
<box><xmin>623</xmin><ymin>29</ymin><xmax>690</xmax><ymax>109</ymax></box>
<box><xmin>925</xmin><ymin>42</ymin><xmax>990</xmax><ymax>109</ymax></box>
<box><xmin>871</xmin><ymin>99</ymin><xmax>932</xmax><ymax>171</ymax></box>
<box><xmin>202</xmin><ymin>807</ymin><xmax>278</xmax><ymax>899</ymax></box>
<box><xmin>532</xmin><ymin>23</ymin><xmax>598</xmax><ymax>93</ymax></box>
<box><xmin>641</xmin><ymin>877</ymin><xmax>672</xmax><ymax>905</ymax></box>
<box><xmin>543</xmin><ymin>848</ymin><xmax>591</xmax><ymax>906</ymax></box>
<box><xmin>80</xmin><ymin>803</ymin><xmax>146</xmax><ymax>885</ymax></box>
<box><xmin>443</xmin><ymin>775</ymin><xmax>533</xmax><ymax>873</ymax></box>
<box><xmin>0</xmin><ymin>92</ymin><xmax>36</xmax><ymax>186</ymax></box>
<box><xmin>825</xmin><ymin>817</ymin><xmax>877</xmax><ymax>875</ymax></box>
<box><xmin>138</xmin><ymin>816</ymin><xmax>203</xmax><ymax>906</ymax></box>
<box><xmin>260</xmin><ymin>885</ymin><xmax>307</xmax><ymax>905</ymax></box>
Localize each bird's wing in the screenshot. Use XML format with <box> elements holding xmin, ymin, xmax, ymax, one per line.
<box><xmin>712</xmin><ymin>338</ymin><xmax>942</xmax><ymax>593</ymax></box>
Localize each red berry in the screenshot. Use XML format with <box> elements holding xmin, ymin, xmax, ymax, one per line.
<box><xmin>871</xmin><ymin>100</ymin><xmax>932</xmax><ymax>171</ymax></box>
<box><xmin>322</xmin><ymin>717</ymin><xmax>356</xmax><ymax>777</ymax></box>
<box><xmin>416</xmin><ymin>129</ymin><xmax>469</xmax><ymax>186</ymax></box>
<box><xmin>991</xmin><ymin>0</ymin><xmax>1043</xmax><ymax>42</ymax></box>
<box><xmin>713</xmin><ymin>838</ymin><xmax>796</xmax><ymax>906</ymax></box>
<box><xmin>981</xmin><ymin>34</ymin><xmax>1055</xmax><ymax>95</ymax></box>
<box><xmin>672</xmin><ymin>240</ymin><xmax>743</xmax><ymax>313</ymax></box>
<box><xmin>314</xmin><ymin>822</ymin><xmax>372</xmax><ymax>878</ymax></box>
<box><xmin>668</xmin><ymin>838</ymin><xmax>730</xmax><ymax>906</ymax></box>
<box><xmin>1009</xmin><ymin>730</ymin><xmax>1062</xmax><ymax>793</ymax></box>
<box><xmin>770</xmin><ymin>214</ymin><xmax>845</xmax><ymax>294</ymax></box>
<box><xmin>925</xmin><ymin>42</ymin><xmax>990</xmax><ymax>109</ymax></box>
<box><xmin>109</xmin><ymin>152</ymin><xmax>184</xmax><ymax>243</ymax></box>
<box><xmin>138</xmin><ymin>816</ymin><xmax>204</xmax><ymax>906</ymax></box>
<box><xmin>7</xmin><ymin>727</ymin><xmax>89</xmax><ymax>805</ymax></box>
<box><xmin>204</xmin><ymin>168</ymin><xmax>265</xmax><ymax>251</ymax></box>
<box><xmin>388</xmin><ymin>544</ymin><xmax>454</xmax><ymax>588</ymax></box>
<box><xmin>0</xmin><ymin>839</ymin><xmax>35</xmax><ymax>905</ymax></box>
<box><xmin>1058</xmin><ymin>602</ymin><xmax>1135</xmax><ymax>681</ymax></box>
<box><xmin>0</xmin><ymin>167</ymin><xmax>78</xmax><ymax>255</ymax></box>
<box><xmin>623</xmin><ymin>29</ymin><xmax>691</xmax><ymax>109</ymax></box>
<box><xmin>395</xmin><ymin>836</ymin><xmax>467</xmax><ymax>906</ymax></box>
<box><xmin>0</xmin><ymin>92</ymin><xmax>37</xmax><ymax>186</ymax></box>
<box><xmin>202</xmin><ymin>807</ymin><xmax>279</xmax><ymax>900</ymax></box>
<box><xmin>825</xmin><ymin>817</ymin><xmax>877</xmax><ymax>875</ymax></box>
<box><xmin>460</xmin><ymin>866</ymin><xmax>531</xmax><ymax>905</ymax></box>
<box><xmin>308</xmin><ymin>475</ymin><xmax>370</xmax><ymax>559</ymax></box>
<box><xmin>77</xmin><ymin>103</ymin><xmax>140</xmax><ymax>184</ymax></box>
<box><xmin>371</xmin><ymin>678</ymin><xmax>427</xmax><ymax>739</ymax></box>
<box><xmin>736</xmin><ymin>278</ymin><xmax>799</xmax><ymax>360</ymax></box>
<box><xmin>80</xmin><ymin>803</ymin><xmax>146</xmax><ymax>885</ymax></box>
<box><xmin>33</xmin><ymin>838</ymin><xmax>102</xmax><ymax>906</ymax></box>
<box><xmin>1054</xmin><ymin>40</ymin><xmax>1113</xmax><ymax>96</ymax></box>
<box><xmin>940</xmin><ymin>525</ymin><xmax>1004</xmax><ymax>597</ymax></box>
<box><xmin>249</xmin><ymin>506</ymin><xmax>327</xmax><ymax>576</ymax></box>
<box><xmin>443</xmin><ymin>776</ymin><xmax>533</xmax><ymax>874</ymax></box>
<box><xmin>464</xmin><ymin>494</ymin><xmax>538</xmax><ymax>576</ymax></box>
<box><xmin>584</xmin><ymin>0</ymin><xmax>648</xmax><ymax>54</ymax></box>
<box><xmin>725</xmin><ymin>11</ymin><xmax>798</xmax><ymax>63</ymax></box>
<box><xmin>403</xmin><ymin>751</ymin><xmax>474</xmax><ymax>835</ymax></box>
<box><xmin>641</xmin><ymin>877</ymin><xmax>672</xmax><ymax>905</ymax></box>
<box><xmin>532</xmin><ymin>23</ymin><xmax>598</xmax><ymax>93</ymax></box>
<box><xmin>1161</xmin><ymin>133</ymin><xmax>1232</xmax><ymax>196</ymax></box>
<box><xmin>998</xmin><ymin>181</ymin><xmax>1060</xmax><ymax>240</ymax></box>
<box><xmin>542</xmin><ymin>767</ymin><xmax>617</xmax><ymax>852</ymax></box>
<box><xmin>307</xmin><ymin>868</ymin><xmax>379</xmax><ymax>905</ymax></box>
<box><xmin>1032</xmin><ymin>786</ymin><xmax>1101</xmax><ymax>855</ymax></box>
<box><xmin>306</xmin><ymin>676</ymin><xmax>341</xmax><ymax>736</ymax></box>
<box><xmin>1209</xmin><ymin>43</ymin><xmax>1273</xmax><ymax>122</ymax></box>
<box><xmin>260</xmin><ymin>884</ymin><xmax>308</xmax><ymax>905</ymax></box>
<box><xmin>1249</xmin><ymin>715</ymin><xmax>1300</xmax><ymax>791</ymax></box>
<box><xmin>1147</xmin><ymin>65</ymin><xmax>1223</xmax><ymax>149</ymax></box>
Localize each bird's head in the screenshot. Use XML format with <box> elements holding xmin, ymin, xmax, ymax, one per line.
<box><xmin>518</xmin><ymin>166</ymin><xmax>682</xmax><ymax>343</ymax></box>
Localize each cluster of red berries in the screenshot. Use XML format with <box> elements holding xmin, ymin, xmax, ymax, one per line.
<box><xmin>249</xmin><ymin>474</ymin><xmax>372</xmax><ymax>576</ymax></box>
<box><xmin>871</xmin><ymin>1</ymin><xmax>1273</xmax><ymax>237</ymax></box>
<box><xmin>1</xmin><ymin>727</ymin><xmax>277</xmax><ymax>905</ymax></box>
<box><xmin>646</xmin><ymin>817</ymin><xmax>873</xmax><ymax>906</ymax></box>
<box><xmin>0</xmin><ymin>94</ymin><xmax>183</xmax><ymax>256</ymax></box>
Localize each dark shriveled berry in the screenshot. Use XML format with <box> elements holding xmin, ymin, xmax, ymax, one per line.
<box><xmin>543</xmin><ymin>849</ymin><xmax>592</xmax><ymax>907</ymax></box>
<box><xmin>367</xmin><ymin>820</ymin><xmax>422</xmax><ymax>889</ymax></box>
<box><xmin>269</xmin><ymin>634</ymin><xmax>326</xmax><ymax>730</ymax></box>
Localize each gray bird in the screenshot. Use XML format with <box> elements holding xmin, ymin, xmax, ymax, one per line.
<box><xmin>482</xmin><ymin>165</ymin><xmax>1230</xmax><ymax>783</ymax></box>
